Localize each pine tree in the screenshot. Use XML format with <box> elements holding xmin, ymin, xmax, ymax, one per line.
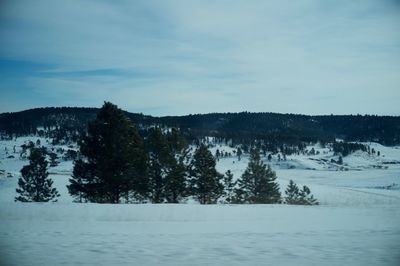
<box><xmin>284</xmin><ymin>180</ymin><xmax>300</xmax><ymax>204</ymax></box>
<box><xmin>15</xmin><ymin>148</ymin><xmax>60</xmax><ymax>202</ymax></box>
<box><xmin>164</xmin><ymin>128</ymin><xmax>189</xmax><ymax>203</ymax></box>
<box><xmin>236</xmin><ymin>149</ymin><xmax>281</xmax><ymax>204</ymax></box>
<box><xmin>190</xmin><ymin>144</ymin><xmax>223</xmax><ymax>204</ymax></box>
<box><xmin>164</xmin><ymin>158</ymin><xmax>187</xmax><ymax>203</ymax></box>
<box><xmin>67</xmin><ymin>102</ymin><xmax>148</xmax><ymax>203</ymax></box>
<box><xmin>299</xmin><ymin>185</ymin><xmax>319</xmax><ymax>205</ymax></box>
<box><xmin>67</xmin><ymin>159</ymin><xmax>98</xmax><ymax>202</ymax></box>
<box><xmin>236</xmin><ymin>147</ymin><xmax>242</xmax><ymax>161</ymax></box>
<box><xmin>49</xmin><ymin>152</ymin><xmax>59</xmax><ymax>167</ymax></box>
<box><xmin>284</xmin><ymin>180</ymin><xmax>318</xmax><ymax>205</ymax></box>
<box><xmin>147</xmin><ymin>127</ymin><xmax>171</xmax><ymax>203</ymax></box>
<box><xmin>222</xmin><ymin>170</ymin><xmax>237</xmax><ymax>204</ymax></box>
<box><xmin>215</xmin><ymin>149</ymin><xmax>221</xmax><ymax>159</ymax></box>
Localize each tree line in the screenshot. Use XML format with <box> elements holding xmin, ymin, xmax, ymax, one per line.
<box><xmin>2</xmin><ymin>106</ymin><xmax>400</xmax><ymax>147</ymax></box>
<box><xmin>15</xmin><ymin>102</ymin><xmax>318</xmax><ymax>205</ymax></box>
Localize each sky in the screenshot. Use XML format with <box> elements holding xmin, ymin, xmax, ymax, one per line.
<box><xmin>0</xmin><ymin>0</ymin><xmax>399</xmax><ymax>116</ymax></box>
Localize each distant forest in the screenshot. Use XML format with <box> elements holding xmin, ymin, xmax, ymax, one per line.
<box><xmin>1</xmin><ymin>107</ymin><xmax>400</xmax><ymax>146</ymax></box>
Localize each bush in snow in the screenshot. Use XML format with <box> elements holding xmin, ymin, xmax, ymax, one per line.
<box><xmin>284</xmin><ymin>180</ymin><xmax>318</xmax><ymax>205</ymax></box>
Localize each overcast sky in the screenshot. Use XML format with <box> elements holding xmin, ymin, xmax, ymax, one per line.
<box><xmin>0</xmin><ymin>0</ymin><xmax>399</xmax><ymax>116</ymax></box>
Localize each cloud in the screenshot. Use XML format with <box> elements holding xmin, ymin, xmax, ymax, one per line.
<box><xmin>0</xmin><ymin>0</ymin><xmax>399</xmax><ymax>115</ymax></box>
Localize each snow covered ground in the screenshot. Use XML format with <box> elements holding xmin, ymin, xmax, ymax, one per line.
<box><xmin>1</xmin><ymin>137</ymin><xmax>400</xmax><ymax>265</ymax></box>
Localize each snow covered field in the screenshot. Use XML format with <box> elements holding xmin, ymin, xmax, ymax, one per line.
<box><xmin>1</xmin><ymin>138</ymin><xmax>400</xmax><ymax>265</ymax></box>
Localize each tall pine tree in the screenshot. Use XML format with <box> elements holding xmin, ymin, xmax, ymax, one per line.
<box><xmin>190</xmin><ymin>144</ymin><xmax>223</xmax><ymax>204</ymax></box>
<box><xmin>146</xmin><ymin>127</ymin><xmax>171</xmax><ymax>203</ymax></box>
<box><xmin>15</xmin><ymin>148</ymin><xmax>60</xmax><ymax>202</ymax></box>
<box><xmin>236</xmin><ymin>149</ymin><xmax>281</xmax><ymax>203</ymax></box>
<box><xmin>164</xmin><ymin>128</ymin><xmax>189</xmax><ymax>203</ymax></box>
<box><xmin>67</xmin><ymin>102</ymin><xmax>148</xmax><ymax>203</ymax></box>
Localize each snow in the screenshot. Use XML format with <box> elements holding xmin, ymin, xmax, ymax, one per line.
<box><xmin>1</xmin><ymin>137</ymin><xmax>400</xmax><ymax>265</ymax></box>
<box><xmin>1</xmin><ymin>204</ymin><xmax>399</xmax><ymax>266</ymax></box>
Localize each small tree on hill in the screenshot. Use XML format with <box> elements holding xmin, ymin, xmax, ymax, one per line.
<box><xmin>236</xmin><ymin>147</ymin><xmax>242</xmax><ymax>161</ymax></box>
<box><xmin>15</xmin><ymin>148</ymin><xmax>60</xmax><ymax>202</ymax></box>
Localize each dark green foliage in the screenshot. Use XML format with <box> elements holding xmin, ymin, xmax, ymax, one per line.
<box><xmin>337</xmin><ymin>156</ymin><xmax>343</xmax><ymax>165</ymax></box>
<box><xmin>146</xmin><ymin>127</ymin><xmax>189</xmax><ymax>203</ymax></box>
<box><xmin>236</xmin><ymin>147</ymin><xmax>242</xmax><ymax>161</ymax></box>
<box><xmin>15</xmin><ymin>148</ymin><xmax>60</xmax><ymax>202</ymax></box>
<box><xmin>298</xmin><ymin>185</ymin><xmax>319</xmax><ymax>205</ymax></box>
<box><xmin>67</xmin><ymin>159</ymin><xmax>97</xmax><ymax>203</ymax></box>
<box><xmin>147</xmin><ymin>127</ymin><xmax>170</xmax><ymax>203</ymax></box>
<box><xmin>284</xmin><ymin>180</ymin><xmax>300</xmax><ymax>205</ymax></box>
<box><xmin>236</xmin><ymin>149</ymin><xmax>281</xmax><ymax>204</ymax></box>
<box><xmin>284</xmin><ymin>180</ymin><xmax>318</xmax><ymax>205</ymax></box>
<box><xmin>63</xmin><ymin>149</ymin><xmax>78</xmax><ymax>161</ymax></box>
<box><xmin>67</xmin><ymin>102</ymin><xmax>148</xmax><ymax>203</ymax></box>
<box><xmin>49</xmin><ymin>152</ymin><xmax>59</xmax><ymax>167</ymax></box>
<box><xmin>164</xmin><ymin>128</ymin><xmax>189</xmax><ymax>203</ymax></box>
<box><xmin>190</xmin><ymin>144</ymin><xmax>224</xmax><ymax>204</ymax></box>
<box><xmin>164</xmin><ymin>157</ymin><xmax>187</xmax><ymax>203</ymax></box>
<box><xmin>333</xmin><ymin>141</ymin><xmax>368</xmax><ymax>157</ymax></box>
<box><xmin>2</xmin><ymin>108</ymin><xmax>399</xmax><ymax>148</ymax></box>
<box><xmin>215</xmin><ymin>149</ymin><xmax>221</xmax><ymax>159</ymax></box>
<box><xmin>222</xmin><ymin>170</ymin><xmax>237</xmax><ymax>204</ymax></box>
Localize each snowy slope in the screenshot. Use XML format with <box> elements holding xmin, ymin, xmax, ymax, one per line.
<box><xmin>1</xmin><ymin>203</ymin><xmax>399</xmax><ymax>266</ymax></box>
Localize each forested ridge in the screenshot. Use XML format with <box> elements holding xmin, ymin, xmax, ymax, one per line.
<box><xmin>1</xmin><ymin>107</ymin><xmax>399</xmax><ymax>145</ymax></box>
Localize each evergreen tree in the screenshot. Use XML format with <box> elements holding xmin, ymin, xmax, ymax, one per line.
<box><xmin>164</xmin><ymin>158</ymin><xmax>187</xmax><ymax>203</ymax></box>
<box><xmin>67</xmin><ymin>102</ymin><xmax>148</xmax><ymax>203</ymax></box>
<box><xmin>190</xmin><ymin>144</ymin><xmax>223</xmax><ymax>204</ymax></box>
<box><xmin>298</xmin><ymin>185</ymin><xmax>319</xmax><ymax>205</ymax></box>
<box><xmin>164</xmin><ymin>128</ymin><xmax>189</xmax><ymax>203</ymax></box>
<box><xmin>236</xmin><ymin>147</ymin><xmax>242</xmax><ymax>161</ymax></box>
<box><xmin>236</xmin><ymin>149</ymin><xmax>281</xmax><ymax>203</ymax></box>
<box><xmin>284</xmin><ymin>180</ymin><xmax>318</xmax><ymax>205</ymax></box>
<box><xmin>15</xmin><ymin>148</ymin><xmax>60</xmax><ymax>202</ymax></box>
<box><xmin>49</xmin><ymin>152</ymin><xmax>59</xmax><ymax>167</ymax></box>
<box><xmin>144</xmin><ymin>127</ymin><xmax>189</xmax><ymax>203</ymax></box>
<box><xmin>67</xmin><ymin>159</ymin><xmax>98</xmax><ymax>202</ymax></box>
<box><xmin>222</xmin><ymin>170</ymin><xmax>237</xmax><ymax>204</ymax></box>
<box><xmin>215</xmin><ymin>149</ymin><xmax>221</xmax><ymax>159</ymax></box>
<box><xmin>284</xmin><ymin>180</ymin><xmax>300</xmax><ymax>204</ymax></box>
<box><xmin>147</xmin><ymin>127</ymin><xmax>171</xmax><ymax>203</ymax></box>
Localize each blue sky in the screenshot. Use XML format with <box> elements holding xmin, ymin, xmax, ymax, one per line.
<box><xmin>0</xmin><ymin>0</ymin><xmax>399</xmax><ymax>116</ymax></box>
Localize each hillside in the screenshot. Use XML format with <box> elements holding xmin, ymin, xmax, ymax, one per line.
<box><xmin>1</xmin><ymin>107</ymin><xmax>400</xmax><ymax>146</ymax></box>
